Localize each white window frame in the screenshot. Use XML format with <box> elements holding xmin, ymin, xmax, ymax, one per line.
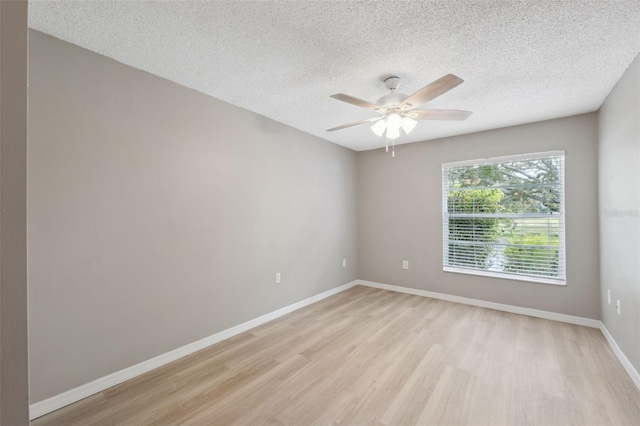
<box><xmin>442</xmin><ymin>151</ymin><xmax>566</xmax><ymax>286</ymax></box>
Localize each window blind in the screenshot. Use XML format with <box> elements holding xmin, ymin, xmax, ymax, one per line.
<box><xmin>442</xmin><ymin>151</ymin><xmax>565</xmax><ymax>285</ymax></box>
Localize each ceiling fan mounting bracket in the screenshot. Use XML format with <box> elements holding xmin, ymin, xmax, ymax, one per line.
<box><xmin>383</xmin><ymin>76</ymin><xmax>401</xmax><ymax>91</ymax></box>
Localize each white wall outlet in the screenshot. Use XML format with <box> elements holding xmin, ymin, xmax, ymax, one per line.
<box><xmin>342</xmin><ymin>259</ymin><xmax>346</xmax><ymax>267</ymax></box>
<box><xmin>616</xmin><ymin>300</ymin><xmax>621</xmax><ymax>315</ymax></box>
<box><xmin>402</xmin><ymin>260</ymin><xmax>409</xmax><ymax>270</ymax></box>
<box><xmin>607</xmin><ymin>289</ymin><xmax>611</xmax><ymax>305</ymax></box>
<box><xmin>275</xmin><ymin>272</ymin><xmax>281</xmax><ymax>284</ymax></box>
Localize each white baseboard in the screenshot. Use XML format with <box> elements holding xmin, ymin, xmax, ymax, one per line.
<box><xmin>600</xmin><ymin>323</ymin><xmax>640</xmax><ymax>391</ymax></box>
<box><xmin>29</xmin><ymin>280</ymin><xmax>358</xmax><ymax>420</ymax></box>
<box><xmin>356</xmin><ymin>280</ymin><xmax>601</xmax><ymax>328</ymax></box>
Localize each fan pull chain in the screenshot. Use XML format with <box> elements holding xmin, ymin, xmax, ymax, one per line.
<box><xmin>386</xmin><ymin>138</ymin><xmax>389</xmax><ymax>153</ymax></box>
<box><xmin>392</xmin><ymin>138</ymin><xmax>395</xmax><ymax>157</ymax></box>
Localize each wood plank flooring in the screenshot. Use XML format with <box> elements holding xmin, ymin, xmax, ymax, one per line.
<box><xmin>32</xmin><ymin>286</ymin><xmax>640</xmax><ymax>425</ymax></box>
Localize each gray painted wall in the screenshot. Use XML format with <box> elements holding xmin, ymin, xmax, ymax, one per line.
<box><xmin>28</xmin><ymin>31</ymin><xmax>358</xmax><ymax>403</ymax></box>
<box><xmin>599</xmin><ymin>53</ymin><xmax>640</xmax><ymax>372</ymax></box>
<box><xmin>358</xmin><ymin>113</ymin><xmax>600</xmax><ymax>319</ymax></box>
<box><xmin>0</xmin><ymin>0</ymin><xmax>30</xmax><ymax>424</ymax></box>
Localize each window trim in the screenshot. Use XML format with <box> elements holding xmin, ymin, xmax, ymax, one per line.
<box><xmin>442</xmin><ymin>150</ymin><xmax>566</xmax><ymax>168</ymax></box>
<box><xmin>441</xmin><ymin>150</ymin><xmax>566</xmax><ymax>286</ymax></box>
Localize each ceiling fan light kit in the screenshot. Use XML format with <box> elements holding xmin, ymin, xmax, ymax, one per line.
<box><xmin>401</xmin><ymin>116</ymin><xmax>417</xmax><ymax>133</ymax></box>
<box><xmin>370</xmin><ymin>119</ymin><xmax>387</xmax><ymax>137</ymax></box>
<box><xmin>327</xmin><ymin>74</ymin><xmax>472</xmax><ymax>157</ymax></box>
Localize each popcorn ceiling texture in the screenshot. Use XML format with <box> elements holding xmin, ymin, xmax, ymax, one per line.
<box><xmin>29</xmin><ymin>0</ymin><xmax>640</xmax><ymax>151</ymax></box>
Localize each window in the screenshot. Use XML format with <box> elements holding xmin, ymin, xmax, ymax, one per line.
<box><xmin>442</xmin><ymin>151</ymin><xmax>565</xmax><ymax>285</ymax></box>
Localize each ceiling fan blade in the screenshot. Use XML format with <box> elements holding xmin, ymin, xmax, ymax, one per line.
<box><xmin>410</xmin><ymin>109</ymin><xmax>472</xmax><ymax>120</ymax></box>
<box><xmin>330</xmin><ymin>93</ymin><xmax>382</xmax><ymax>111</ymax></box>
<box><xmin>400</xmin><ymin>74</ymin><xmax>464</xmax><ymax>109</ymax></box>
<box><xmin>326</xmin><ymin>116</ymin><xmax>382</xmax><ymax>132</ymax></box>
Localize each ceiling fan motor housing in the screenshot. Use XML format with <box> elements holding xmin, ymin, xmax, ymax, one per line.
<box><xmin>377</xmin><ymin>92</ymin><xmax>409</xmax><ymax>108</ymax></box>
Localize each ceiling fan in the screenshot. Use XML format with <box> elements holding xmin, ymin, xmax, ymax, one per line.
<box><xmin>326</xmin><ymin>74</ymin><xmax>472</xmax><ymax>156</ymax></box>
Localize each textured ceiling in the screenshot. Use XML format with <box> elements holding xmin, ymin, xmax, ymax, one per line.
<box><xmin>29</xmin><ymin>0</ymin><xmax>640</xmax><ymax>151</ymax></box>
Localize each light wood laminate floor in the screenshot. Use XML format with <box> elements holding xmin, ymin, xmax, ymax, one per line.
<box><xmin>33</xmin><ymin>286</ymin><xmax>640</xmax><ymax>425</ymax></box>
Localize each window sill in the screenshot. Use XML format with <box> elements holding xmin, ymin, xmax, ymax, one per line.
<box><xmin>443</xmin><ymin>266</ymin><xmax>566</xmax><ymax>286</ymax></box>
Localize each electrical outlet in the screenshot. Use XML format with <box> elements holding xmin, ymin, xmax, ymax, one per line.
<box><xmin>275</xmin><ymin>272</ymin><xmax>281</xmax><ymax>284</ymax></box>
<box><xmin>607</xmin><ymin>290</ymin><xmax>611</xmax><ymax>305</ymax></box>
<box><xmin>342</xmin><ymin>259</ymin><xmax>347</xmax><ymax>267</ymax></box>
<box><xmin>402</xmin><ymin>260</ymin><xmax>409</xmax><ymax>270</ymax></box>
<box><xmin>616</xmin><ymin>299</ymin><xmax>621</xmax><ymax>315</ymax></box>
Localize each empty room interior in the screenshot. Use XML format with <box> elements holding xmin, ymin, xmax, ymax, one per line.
<box><xmin>2</xmin><ymin>0</ymin><xmax>640</xmax><ymax>425</ymax></box>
